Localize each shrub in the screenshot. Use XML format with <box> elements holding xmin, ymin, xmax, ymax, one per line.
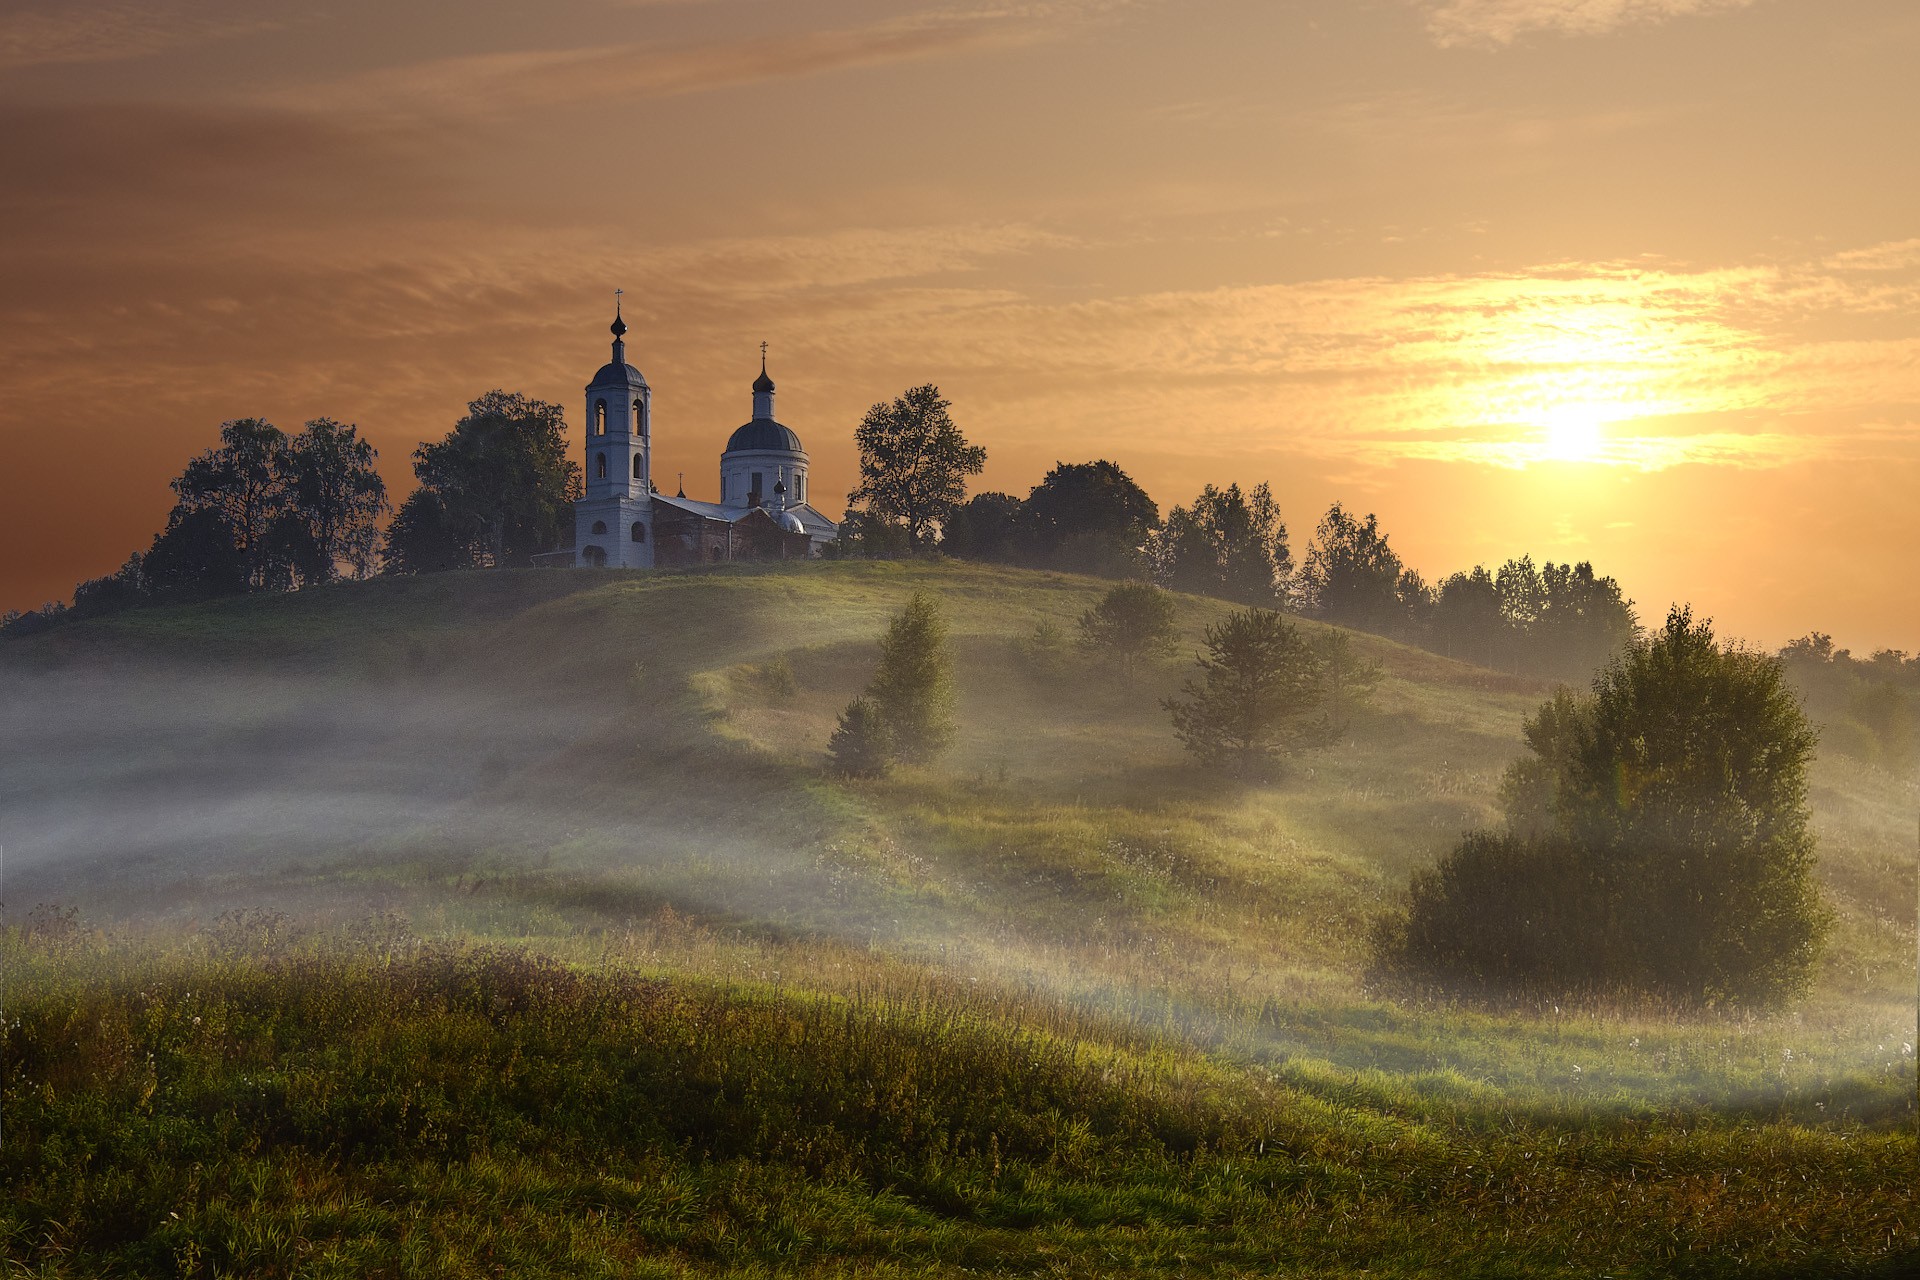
<box><xmin>1077</xmin><ymin>581</ymin><xmax>1178</xmax><ymax>681</ymax></box>
<box><xmin>1380</xmin><ymin>606</ymin><xmax>1831</xmax><ymax>1007</ymax></box>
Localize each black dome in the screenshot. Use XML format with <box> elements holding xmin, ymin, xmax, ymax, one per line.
<box><xmin>725</xmin><ymin>418</ymin><xmax>803</xmax><ymax>453</ymax></box>
<box><xmin>752</xmin><ymin>368</ymin><xmax>775</xmax><ymax>393</ymax></box>
<box><xmin>588</xmin><ymin>361</ymin><xmax>648</xmax><ymax>390</ymax></box>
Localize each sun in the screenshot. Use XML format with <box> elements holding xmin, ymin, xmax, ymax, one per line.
<box><xmin>1542</xmin><ymin>406</ymin><xmax>1607</xmax><ymax>463</ymax></box>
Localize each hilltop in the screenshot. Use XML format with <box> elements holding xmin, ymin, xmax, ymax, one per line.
<box><xmin>2</xmin><ymin>561</ymin><xmax>1915</xmax><ymax>1277</ymax></box>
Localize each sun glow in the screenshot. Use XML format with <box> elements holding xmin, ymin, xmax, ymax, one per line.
<box><xmin>1542</xmin><ymin>406</ymin><xmax>1608</xmax><ymax>463</ymax></box>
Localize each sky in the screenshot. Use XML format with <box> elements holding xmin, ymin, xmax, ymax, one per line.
<box><xmin>1</xmin><ymin>0</ymin><xmax>1916</xmax><ymax>651</ymax></box>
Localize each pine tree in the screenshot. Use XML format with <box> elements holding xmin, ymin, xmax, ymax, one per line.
<box><xmin>828</xmin><ymin>696</ymin><xmax>892</xmax><ymax>777</ymax></box>
<box><xmin>1164</xmin><ymin>607</ymin><xmax>1322</xmax><ymax>776</ymax></box>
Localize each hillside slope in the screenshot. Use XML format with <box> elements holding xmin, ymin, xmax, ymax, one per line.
<box><xmin>2</xmin><ymin>561</ymin><xmax>1915</xmax><ymax>1277</ymax></box>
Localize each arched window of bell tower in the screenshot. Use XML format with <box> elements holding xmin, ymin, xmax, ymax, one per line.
<box><xmin>594</xmin><ymin>400</ymin><xmax>607</xmax><ymax>435</ymax></box>
<box><xmin>632</xmin><ymin>455</ymin><xmax>643</xmax><ymax>480</ymax></box>
<box><xmin>632</xmin><ymin>399</ymin><xmax>645</xmax><ymax>435</ymax></box>
<box><xmin>591</xmin><ymin>520</ymin><xmax>607</xmax><ymax>535</ymax></box>
<box><xmin>596</xmin><ymin>452</ymin><xmax>607</xmax><ymax>479</ymax></box>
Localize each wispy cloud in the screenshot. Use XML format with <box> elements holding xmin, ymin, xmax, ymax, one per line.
<box><xmin>263</xmin><ymin>2</ymin><xmax>1115</xmax><ymax>119</ymax></box>
<box><xmin>0</xmin><ymin>1</ymin><xmax>284</xmax><ymax>69</ymax></box>
<box><xmin>1417</xmin><ymin>0</ymin><xmax>1757</xmax><ymax>47</ymax></box>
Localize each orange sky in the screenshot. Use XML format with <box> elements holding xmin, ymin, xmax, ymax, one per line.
<box><xmin>2</xmin><ymin>0</ymin><xmax>1916</xmax><ymax>650</ymax></box>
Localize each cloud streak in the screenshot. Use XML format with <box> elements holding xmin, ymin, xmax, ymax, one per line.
<box><xmin>1417</xmin><ymin>0</ymin><xmax>1758</xmax><ymax>46</ymax></box>
<box><xmin>0</xmin><ymin>1</ymin><xmax>284</xmax><ymax>69</ymax></box>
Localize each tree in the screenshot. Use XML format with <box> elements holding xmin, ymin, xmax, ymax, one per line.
<box><xmin>1535</xmin><ymin>560</ymin><xmax>1636</xmax><ymax>680</ymax></box>
<box><xmin>1430</xmin><ymin>566</ymin><xmax>1503</xmax><ymax>667</ymax></box>
<box><xmin>866</xmin><ymin>591</ymin><xmax>956</xmax><ymax>765</ymax></box>
<box><xmin>1164</xmin><ymin>607</ymin><xmax>1322</xmax><ymax>775</ymax></box>
<box><xmin>1312</xmin><ymin>630</ymin><xmax>1384</xmax><ymax>740</ymax></box>
<box><xmin>939</xmin><ymin>492</ymin><xmax>1027</xmax><ymax>563</ymax></box>
<box><xmin>70</xmin><ymin>555</ymin><xmax>146</xmax><ymax>617</ymax></box>
<box><xmin>388</xmin><ymin>390</ymin><xmax>579</xmax><ymax>572</ymax></box>
<box><xmin>143</xmin><ymin>506</ymin><xmax>249</xmax><ymax>600</ymax></box>
<box><xmin>845</xmin><ymin>385</ymin><xmax>985</xmax><ymax>552</ymax></box>
<box><xmin>169</xmin><ymin>418</ymin><xmax>291</xmax><ymax>590</ymax></box>
<box><xmin>1392</xmin><ymin>606</ymin><xmax>1830</xmax><ymax>1006</ymax></box>
<box><xmin>1149</xmin><ymin>483</ymin><xmax>1291</xmax><ymax>605</ymax></box>
<box><xmin>1023</xmin><ymin>460</ymin><xmax>1159</xmax><ymax>575</ymax></box>
<box><xmin>828</xmin><ymin>696</ymin><xmax>892</xmax><ymax>777</ymax></box>
<box><xmin>1301</xmin><ymin>503</ymin><xmax>1404</xmax><ymax>634</ymax></box>
<box><xmin>276</xmin><ymin>419</ymin><xmax>388</xmax><ymax>584</ymax></box>
<box><xmin>1078</xmin><ymin>581</ymin><xmax>1179</xmax><ymax>681</ymax></box>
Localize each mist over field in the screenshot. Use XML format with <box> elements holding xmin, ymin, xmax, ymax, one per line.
<box><xmin>3</xmin><ymin>562</ymin><xmax>1915</xmax><ymax>1278</ymax></box>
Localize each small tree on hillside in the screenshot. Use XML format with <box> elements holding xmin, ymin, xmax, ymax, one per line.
<box><xmin>1164</xmin><ymin>608</ymin><xmax>1322</xmax><ymax>776</ymax></box>
<box><xmin>867</xmin><ymin>591</ymin><xmax>956</xmax><ymax>765</ymax></box>
<box><xmin>845</xmin><ymin>385</ymin><xmax>985</xmax><ymax>553</ymax></box>
<box><xmin>1078</xmin><ymin>581</ymin><xmax>1179</xmax><ymax>681</ymax></box>
<box><xmin>828</xmin><ymin>696</ymin><xmax>892</xmax><ymax>777</ymax></box>
<box><xmin>1313</xmin><ymin>630</ymin><xmax>1384</xmax><ymax>740</ymax></box>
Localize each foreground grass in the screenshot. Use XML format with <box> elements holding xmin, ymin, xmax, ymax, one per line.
<box><xmin>5</xmin><ymin>933</ymin><xmax>1915</xmax><ymax>1280</ymax></box>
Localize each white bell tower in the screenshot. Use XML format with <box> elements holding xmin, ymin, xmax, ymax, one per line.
<box><xmin>574</xmin><ymin>292</ymin><xmax>654</xmax><ymax>568</ymax></box>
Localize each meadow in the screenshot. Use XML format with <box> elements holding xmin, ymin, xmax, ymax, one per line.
<box><xmin>2</xmin><ymin>561</ymin><xmax>1915</xmax><ymax>1277</ymax></box>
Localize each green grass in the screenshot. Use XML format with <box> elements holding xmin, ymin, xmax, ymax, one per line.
<box><xmin>2</xmin><ymin>560</ymin><xmax>1915</xmax><ymax>1277</ymax></box>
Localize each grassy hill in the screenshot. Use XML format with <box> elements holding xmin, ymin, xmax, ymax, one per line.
<box><xmin>2</xmin><ymin>562</ymin><xmax>1915</xmax><ymax>1277</ymax></box>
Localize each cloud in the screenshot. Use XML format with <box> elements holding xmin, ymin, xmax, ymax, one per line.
<box><xmin>263</xmin><ymin>2</ymin><xmax>1115</xmax><ymax>120</ymax></box>
<box><xmin>0</xmin><ymin>1</ymin><xmax>284</xmax><ymax>69</ymax></box>
<box><xmin>1417</xmin><ymin>0</ymin><xmax>1757</xmax><ymax>47</ymax></box>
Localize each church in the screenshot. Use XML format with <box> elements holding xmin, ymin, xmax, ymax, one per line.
<box><xmin>566</xmin><ymin>300</ymin><xmax>839</xmax><ymax>569</ymax></box>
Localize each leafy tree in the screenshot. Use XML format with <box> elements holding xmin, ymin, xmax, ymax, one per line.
<box><xmin>939</xmin><ymin>492</ymin><xmax>1026</xmax><ymax>563</ymax></box>
<box><xmin>828</xmin><ymin>696</ymin><xmax>892</xmax><ymax>777</ymax></box>
<box><xmin>1312</xmin><ymin>630</ymin><xmax>1384</xmax><ymax>740</ymax></box>
<box><xmin>169</xmin><ymin>418</ymin><xmax>292</xmax><ymax>590</ymax></box>
<box><xmin>383</xmin><ymin>490</ymin><xmax>471</xmax><ymax>575</ymax></box>
<box><xmin>1149</xmin><ymin>482</ymin><xmax>1292</xmax><ymax>605</ymax></box>
<box><xmin>1164</xmin><ymin>607</ymin><xmax>1322</xmax><ymax>775</ymax></box>
<box><xmin>1301</xmin><ymin>503</ymin><xmax>1404</xmax><ymax>634</ymax></box>
<box><xmin>1077</xmin><ymin>581</ymin><xmax>1179</xmax><ymax>681</ymax></box>
<box><xmin>1391</xmin><ymin>606</ymin><xmax>1830</xmax><ymax>1006</ymax></box>
<box><xmin>1395</xmin><ymin>568</ymin><xmax>1436</xmax><ymax>645</ymax></box>
<box><xmin>845</xmin><ymin>385</ymin><xmax>985</xmax><ymax>552</ymax></box>
<box><xmin>276</xmin><ymin>418</ymin><xmax>388</xmax><ymax>584</ymax></box>
<box><xmin>867</xmin><ymin>591</ymin><xmax>956</xmax><ymax>765</ymax></box>
<box><xmin>143</xmin><ymin>506</ymin><xmax>249</xmax><ymax>600</ymax></box>
<box><xmin>70</xmin><ymin>555</ymin><xmax>146</xmax><ymax>617</ymax></box>
<box><xmin>1024</xmin><ymin>460</ymin><xmax>1159</xmax><ymax>575</ymax></box>
<box><xmin>1430</xmin><ymin>566</ymin><xmax>1503</xmax><ymax>667</ymax></box>
<box><xmin>1535</xmin><ymin>560</ymin><xmax>1636</xmax><ymax>679</ymax></box>
<box><xmin>388</xmin><ymin>390</ymin><xmax>579</xmax><ymax>572</ymax></box>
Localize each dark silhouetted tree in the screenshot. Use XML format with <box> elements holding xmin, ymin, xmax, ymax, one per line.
<box><xmin>1149</xmin><ymin>483</ymin><xmax>1292</xmax><ymax>605</ymax></box>
<box><xmin>386</xmin><ymin>390</ymin><xmax>579</xmax><ymax>572</ymax></box>
<box><xmin>845</xmin><ymin>385</ymin><xmax>985</xmax><ymax>553</ymax></box>
<box><xmin>168</xmin><ymin>418</ymin><xmax>292</xmax><ymax>590</ymax></box>
<box><xmin>276</xmin><ymin>418</ymin><xmax>388</xmax><ymax>584</ymax></box>
<box><xmin>1078</xmin><ymin>581</ymin><xmax>1179</xmax><ymax>681</ymax></box>
<box><xmin>1301</xmin><ymin>503</ymin><xmax>1404</xmax><ymax>634</ymax></box>
<box><xmin>1024</xmin><ymin>460</ymin><xmax>1159</xmax><ymax>575</ymax></box>
<box><xmin>940</xmin><ymin>492</ymin><xmax>1026</xmax><ymax>563</ymax></box>
<box><xmin>1165</xmin><ymin>607</ymin><xmax>1321</xmax><ymax>775</ymax></box>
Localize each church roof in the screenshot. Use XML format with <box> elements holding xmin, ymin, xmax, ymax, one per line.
<box><xmin>588</xmin><ymin>361</ymin><xmax>648</xmax><ymax>390</ymax></box>
<box><xmin>724</xmin><ymin>418</ymin><xmax>804</xmax><ymax>454</ymax></box>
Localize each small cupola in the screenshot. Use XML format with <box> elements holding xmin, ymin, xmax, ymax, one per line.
<box><xmin>751</xmin><ymin>343</ymin><xmax>776</xmax><ymax>420</ymax></box>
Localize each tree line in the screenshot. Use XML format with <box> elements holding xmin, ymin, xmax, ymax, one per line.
<box><xmin>3</xmin><ymin>392</ymin><xmax>577</xmax><ymax>635</ymax></box>
<box><xmin>831</xmin><ymin>393</ymin><xmax>1637</xmax><ymax>683</ymax></box>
